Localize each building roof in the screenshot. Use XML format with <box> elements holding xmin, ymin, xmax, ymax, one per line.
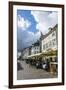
<box><xmin>32</xmin><ymin>40</ymin><xmax>40</xmax><ymax>46</ymax></box>
<box><xmin>41</xmin><ymin>24</ymin><xmax>58</xmax><ymax>40</ymax></box>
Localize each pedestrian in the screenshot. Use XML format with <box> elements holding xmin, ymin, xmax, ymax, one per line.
<box><xmin>42</xmin><ymin>63</ymin><xmax>46</xmax><ymax>69</ymax></box>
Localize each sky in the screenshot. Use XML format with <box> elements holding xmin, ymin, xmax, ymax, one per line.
<box><xmin>17</xmin><ymin>10</ymin><xmax>58</xmax><ymax>51</ymax></box>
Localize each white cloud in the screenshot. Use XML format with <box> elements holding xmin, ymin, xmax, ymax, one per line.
<box><xmin>18</xmin><ymin>15</ymin><xmax>31</xmax><ymax>30</ymax></box>
<box><xmin>48</xmin><ymin>12</ymin><xmax>58</xmax><ymax>27</ymax></box>
<box><xmin>17</xmin><ymin>15</ymin><xmax>41</xmax><ymax>50</ymax></box>
<box><xmin>24</xmin><ymin>31</ymin><xmax>34</xmax><ymax>43</ymax></box>
<box><xmin>24</xmin><ymin>31</ymin><xmax>41</xmax><ymax>44</ymax></box>
<box><xmin>36</xmin><ymin>22</ymin><xmax>48</xmax><ymax>34</ymax></box>
<box><xmin>31</xmin><ymin>11</ymin><xmax>49</xmax><ymax>22</ymax></box>
<box><xmin>31</xmin><ymin>11</ymin><xmax>58</xmax><ymax>35</ymax></box>
<box><xmin>17</xmin><ymin>11</ymin><xmax>58</xmax><ymax>50</ymax></box>
<box><xmin>34</xmin><ymin>31</ymin><xmax>41</xmax><ymax>40</ymax></box>
<box><xmin>17</xmin><ymin>28</ymin><xmax>41</xmax><ymax>50</ymax></box>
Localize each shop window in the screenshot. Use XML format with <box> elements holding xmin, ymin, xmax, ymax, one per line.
<box><xmin>50</xmin><ymin>57</ymin><xmax>52</xmax><ymax>62</ymax></box>
<box><xmin>55</xmin><ymin>57</ymin><xmax>58</xmax><ymax>62</ymax></box>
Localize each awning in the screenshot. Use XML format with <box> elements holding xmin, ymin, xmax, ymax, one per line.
<box><xmin>28</xmin><ymin>50</ymin><xmax>57</xmax><ymax>58</ymax></box>
<box><xmin>28</xmin><ymin>53</ymin><xmax>42</xmax><ymax>58</ymax></box>
<box><xmin>42</xmin><ymin>50</ymin><xmax>57</xmax><ymax>56</ymax></box>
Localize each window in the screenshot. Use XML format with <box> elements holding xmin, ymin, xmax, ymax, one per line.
<box><xmin>35</xmin><ymin>47</ymin><xmax>36</xmax><ymax>50</ymax></box>
<box><xmin>34</xmin><ymin>51</ymin><xmax>36</xmax><ymax>54</ymax></box>
<box><xmin>52</xmin><ymin>39</ymin><xmax>56</xmax><ymax>46</ymax></box>
<box><xmin>35</xmin><ymin>47</ymin><xmax>39</xmax><ymax>50</ymax></box>
<box><xmin>53</xmin><ymin>41</ymin><xmax>55</xmax><ymax>46</ymax></box>
<box><xmin>46</xmin><ymin>43</ymin><xmax>48</xmax><ymax>49</ymax></box>
<box><xmin>37</xmin><ymin>51</ymin><xmax>39</xmax><ymax>53</ymax></box>
<box><xmin>37</xmin><ymin>47</ymin><xmax>38</xmax><ymax>50</ymax></box>
<box><xmin>53</xmin><ymin>38</ymin><xmax>56</xmax><ymax>41</ymax></box>
<box><xmin>43</xmin><ymin>45</ymin><xmax>45</xmax><ymax>50</ymax></box>
<box><xmin>49</xmin><ymin>41</ymin><xmax>52</xmax><ymax>47</ymax></box>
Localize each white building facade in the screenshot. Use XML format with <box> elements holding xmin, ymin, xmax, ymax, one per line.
<box><xmin>41</xmin><ymin>24</ymin><xmax>58</xmax><ymax>61</ymax></box>
<box><xmin>41</xmin><ymin>24</ymin><xmax>58</xmax><ymax>74</ymax></box>
<box><xmin>42</xmin><ymin>25</ymin><xmax>57</xmax><ymax>52</ymax></box>
<box><xmin>31</xmin><ymin>45</ymin><xmax>40</xmax><ymax>55</ymax></box>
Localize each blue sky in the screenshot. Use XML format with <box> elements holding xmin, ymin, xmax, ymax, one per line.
<box><xmin>17</xmin><ymin>10</ymin><xmax>37</xmax><ymax>33</ymax></box>
<box><xmin>17</xmin><ymin>10</ymin><xmax>58</xmax><ymax>51</ymax></box>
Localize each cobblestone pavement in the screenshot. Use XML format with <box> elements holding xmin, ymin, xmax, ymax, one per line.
<box><xmin>17</xmin><ymin>60</ymin><xmax>57</xmax><ymax>80</ymax></box>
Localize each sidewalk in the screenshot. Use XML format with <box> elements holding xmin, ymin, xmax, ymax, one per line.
<box><xmin>17</xmin><ymin>60</ymin><xmax>57</xmax><ymax>80</ymax></box>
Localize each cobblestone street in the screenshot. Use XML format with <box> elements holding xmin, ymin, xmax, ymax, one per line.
<box><xmin>17</xmin><ymin>60</ymin><xmax>57</xmax><ymax>80</ymax></box>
